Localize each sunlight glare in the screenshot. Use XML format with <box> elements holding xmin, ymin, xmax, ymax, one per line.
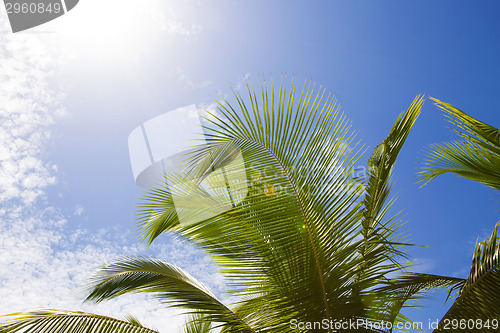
<box><xmin>48</xmin><ymin>0</ymin><xmax>166</xmax><ymax>64</ymax></box>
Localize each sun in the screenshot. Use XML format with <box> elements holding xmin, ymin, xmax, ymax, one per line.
<box><xmin>44</xmin><ymin>0</ymin><xmax>166</xmax><ymax>65</ymax></box>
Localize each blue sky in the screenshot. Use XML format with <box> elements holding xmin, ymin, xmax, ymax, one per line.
<box><xmin>1</xmin><ymin>1</ymin><xmax>499</xmax><ymax>331</ymax></box>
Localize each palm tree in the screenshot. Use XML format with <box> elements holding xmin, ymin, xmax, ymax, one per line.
<box><xmin>0</xmin><ymin>82</ymin><xmax>462</xmax><ymax>333</ymax></box>
<box><xmin>420</xmin><ymin>98</ymin><xmax>500</xmax><ymax>332</ymax></box>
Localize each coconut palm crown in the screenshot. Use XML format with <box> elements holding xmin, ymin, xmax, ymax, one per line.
<box><xmin>0</xmin><ymin>82</ymin><xmax>464</xmax><ymax>333</ymax></box>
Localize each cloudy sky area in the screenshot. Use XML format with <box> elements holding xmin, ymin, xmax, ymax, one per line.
<box><xmin>1</xmin><ymin>1</ymin><xmax>500</xmax><ymax>332</ymax></box>
<box><xmin>0</xmin><ymin>1</ymin><xmax>224</xmax><ymax>331</ymax></box>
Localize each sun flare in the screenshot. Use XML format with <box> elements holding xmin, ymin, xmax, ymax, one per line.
<box><xmin>45</xmin><ymin>0</ymin><xmax>167</xmax><ymax>65</ymax></box>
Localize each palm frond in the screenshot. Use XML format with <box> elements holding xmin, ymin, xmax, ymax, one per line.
<box><xmin>137</xmin><ymin>79</ymin><xmax>370</xmax><ymax>328</ymax></box>
<box><xmin>420</xmin><ymin>98</ymin><xmax>500</xmax><ymax>191</ymax></box>
<box><xmin>362</xmin><ymin>95</ymin><xmax>424</xmax><ymax>239</ymax></box>
<box><xmin>373</xmin><ymin>273</ymin><xmax>465</xmax><ymax>322</ymax></box>
<box><xmin>134</xmin><ymin>79</ymin><xmax>426</xmax><ymax>331</ymax></box>
<box><xmin>183</xmin><ymin>312</ymin><xmax>212</xmax><ymax>333</ymax></box>
<box><xmin>434</xmin><ymin>223</ymin><xmax>500</xmax><ymax>332</ymax></box>
<box><xmin>353</xmin><ymin>95</ymin><xmax>424</xmax><ymax>318</ymax></box>
<box><xmin>86</xmin><ymin>256</ymin><xmax>253</xmax><ymax>332</ymax></box>
<box><xmin>0</xmin><ymin>309</ymin><xmax>157</xmax><ymax>333</ymax></box>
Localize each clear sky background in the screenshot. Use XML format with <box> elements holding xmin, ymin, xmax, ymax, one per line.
<box><xmin>1</xmin><ymin>1</ymin><xmax>499</xmax><ymax>332</ymax></box>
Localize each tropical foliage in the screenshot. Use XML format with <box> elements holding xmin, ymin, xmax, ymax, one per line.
<box><xmin>0</xmin><ymin>309</ymin><xmax>158</xmax><ymax>333</ymax></box>
<box><xmin>0</xmin><ymin>83</ymin><xmax>465</xmax><ymax>333</ymax></box>
<box><xmin>420</xmin><ymin>98</ymin><xmax>500</xmax><ymax>191</ymax></box>
<box><xmin>434</xmin><ymin>223</ymin><xmax>500</xmax><ymax>332</ymax></box>
<box><xmin>420</xmin><ymin>98</ymin><xmax>500</xmax><ymax>332</ymax></box>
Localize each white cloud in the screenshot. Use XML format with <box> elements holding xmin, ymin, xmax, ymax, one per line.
<box><xmin>177</xmin><ymin>67</ymin><xmax>213</xmax><ymax>89</ymax></box>
<box><xmin>234</xmin><ymin>73</ymin><xmax>251</xmax><ymax>91</ymax></box>
<box><xmin>159</xmin><ymin>2</ymin><xmax>203</xmax><ymax>36</ymax></box>
<box><xmin>0</xmin><ymin>204</ymin><xmax>224</xmax><ymax>331</ymax></box>
<box><xmin>0</xmin><ymin>205</ymin><xmax>187</xmax><ymax>331</ymax></box>
<box><xmin>0</xmin><ymin>26</ymin><xmax>64</xmax><ymax>205</ymax></box>
<box><xmin>412</xmin><ymin>257</ymin><xmax>436</xmax><ymax>274</ymax></box>
<box><xmin>73</xmin><ymin>204</ymin><xmax>85</xmax><ymax>217</ymax></box>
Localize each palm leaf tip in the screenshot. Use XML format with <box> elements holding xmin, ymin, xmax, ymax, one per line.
<box><xmin>430</xmin><ymin>97</ymin><xmax>500</xmax><ymax>149</ymax></box>
<box><xmin>421</xmin><ymin>97</ymin><xmax>500</xmax><ymax>190</ymax></box>
<box><xmin>85</xmin><ymin>256</ymin><xmax>216</xmax><ymax>304</ymax></box>
<box><xmin>361</xmin><ymin>94</ymin><xmax>424</xmax><ymax>240</ymax></box>
<box><xmin>124</xmin><ymin>314</ymin><xmax>147</xmax><ymax>328</ymax></box>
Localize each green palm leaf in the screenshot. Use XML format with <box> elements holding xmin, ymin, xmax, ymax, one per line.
<box><xmin>85</xmin><ymin>256</ymin><xmax>253</xmax><ymax>332</ymax></box>
<box><xmin>418</xmin><ymin>98</ymin><xmax>500</xmax><ymax>330</ymax></box>
<box><xmin>374</xmin><ymin>273</ymin><xmax>465</xmax><ymax>322</ymax></box>
<box><xmin>363</xmin><ymin>95</ymin><xmax>424</xmax><ymax>236</ymax></box>
<box><xmin>137</xmin><ymin>79</ymin><xmax>369</xmax><ymax>330</ymax></box>
<box><xmin>0</xmin><ymin>84</ymin><xmax>476</xmax><ymax>332</ymax></box>
<box><xmin>182</xmin><ymin>313</ymin><xmax>212</xmax><ymax>333</ymax></box>
<box><xmin>0</xmin><ymin>309</ymin><xmax>157</xmax><ymax>333</ymax></box>
<box><xmin>123</xmin><ymin>315</ymin><xmax>147</xmax><ymax>328</ymax></box>
<box><xmin>434</xmin><ymin>223</ymin><xmax>500</xmax><ymax>332</ymax></box>
<box><xmin>355</xmin><ymin>96</ymin><xmax>425</xmax><ymax>315</ymax></box>
<box><xmin>420</xmin><ymin>98</ymin><xmax>500</xmax><ymax>190</ymax></box>
<box><xmin>133</xmin><ymin>80</ymin><xmax>428</xmax><ymax>331</ymax></box>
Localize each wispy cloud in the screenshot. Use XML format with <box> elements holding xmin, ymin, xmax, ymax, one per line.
<box><xmin>234</xmin><ymin>73</ymin><xmax>251</xmax><ymax>91</ymax></box>
<box><xmin>0</xmin><ymin>204</ymin><xmax>188</xmax><ymax>331</ymax></box>
<box><xmin>412</xmin><ymin>257</ymin><xmax>437</xmax><ymax>274</ymax></box>
<box><xmin>177</xmin><ymin>67</ymin><xmax>213</xmax><ymax>89</ymax></box>
<box><xmin>0</xmin><ymin>26</ymin><xmax>64</xmax><ymax>206</ymax></box>
<box><xmin>160</xmin><ymin>2</ymin><xmax>203</xmax><ymax>36</ymax></box>
<box><xmin>73</xmin><ymin>204</ymin><xmax>85</xmax><ymax>217</ymax></box>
